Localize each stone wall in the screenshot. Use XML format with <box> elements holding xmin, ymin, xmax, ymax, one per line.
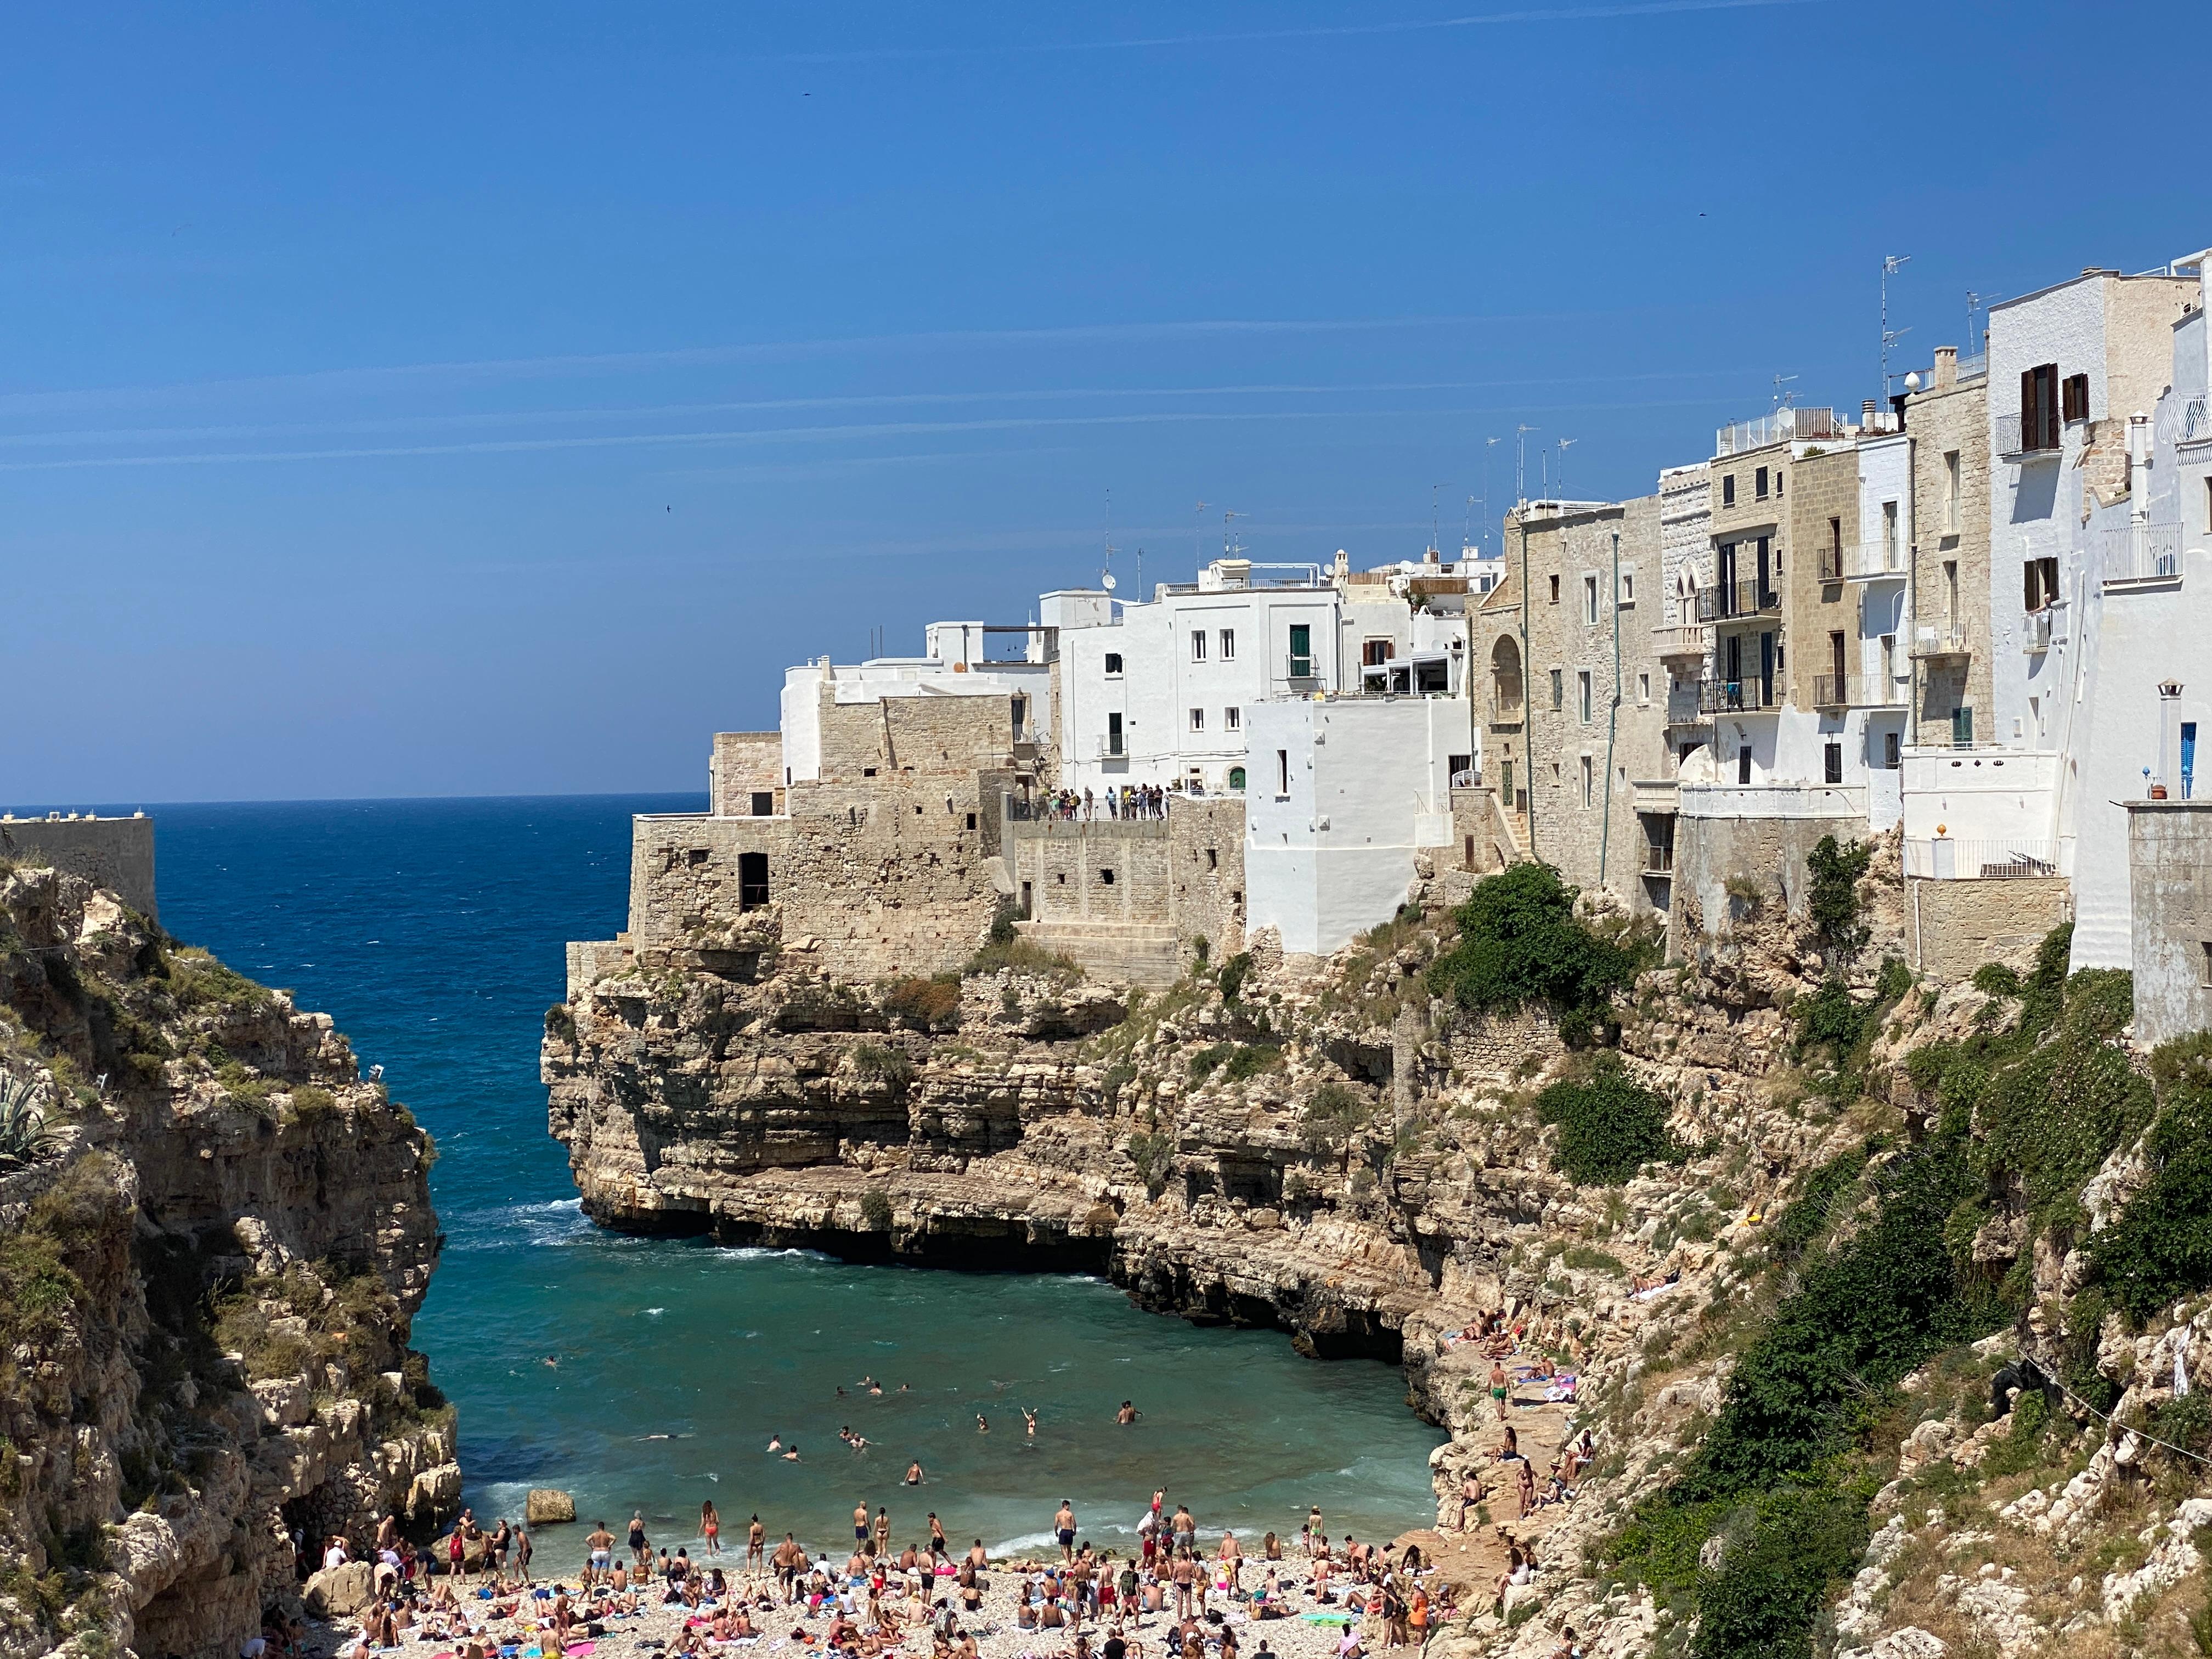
<box><xmin>1006</xmin><ymin>797</ymin><xmax>1246</xmax><ymax>984</ymax></box>
<box><xmin>0</xmin><ymin>812</ymin><xmax>157</xmax><ymax>919</ymax></box>
<box><xmin>1905</xmin><ymin>370</ymin><xmax>1991</xmax><ymax>735</ymax></box>
<box><xmin>816</xmin><ymin>684</ymin><xmax>1021</xmax><ymax>781</ymax></box>
<box><xmin>1905</xmin><ymin>873</ymin><xmax>2072</xmax><ymax>984</ymax></box>
<box><xmin>710</xmin><ymin>732</ymin><xmax>783</xmax><ymax>816</ymax></box>
<box><xmin>2125</xmin><ymin>802</ymin><xmax>2212</xmax><ymax>1047</ymax></box>
<box><xmin>1787</xmin><ymin>444</ymin><xmax>1861</xmax><ymax>699</ymax></box>
<box><xmin>1669</xmin><ymin>809</ymin><xmax>1865</xmax><ymax>952</ymax></box>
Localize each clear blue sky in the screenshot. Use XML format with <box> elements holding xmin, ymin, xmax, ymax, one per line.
<box><xmin>5</xmin><ymin>1</ymin><xmax>2204</xmax><ymax>804</ymax></box>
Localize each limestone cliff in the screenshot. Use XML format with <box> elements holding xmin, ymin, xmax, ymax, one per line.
<box><xmin>0</xmin><ymin>862</ymin><xmax>455</xmax><ymax>1659</ymax></box>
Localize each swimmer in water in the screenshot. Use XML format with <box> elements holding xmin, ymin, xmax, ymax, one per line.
<box><xmin>868</xmin><ymin>1380</ymin><xmax>884</xmax><ymax>1396</ymax></box>
<box><xmin>905</xmin><ymin>1462</ymin><xmax>924</xmax><ymax>1485</ymax></box>
<box><xmin>1023</xmin><ymin>1408</ymin><xmax>1038</xmax><ymax>1438</ymax></box>
<box><xmin>766</xmin><ymin>1436</ymin><xmax>782</xmax><ymax>1454</ymax></box>
<box><xmin>1116</xmin><ymin>1401</ymin><xmax>1141</xmax><ymax>1425</ymax></box>
<box><xmin>975</xmin><ymin>1414</ymin><xmax>989</xmax><ymax>1434</ymax></box>
<box><xmin>781</xmin><ymin>1444</ymin><xmax>800</xmax><ymax>1461</ymax></box>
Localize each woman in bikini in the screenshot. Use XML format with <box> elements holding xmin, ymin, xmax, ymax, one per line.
<box><xmin>702</xmin><ymin>1500</ymin><xmax>721</xmax><ymax>1557</ymax></box>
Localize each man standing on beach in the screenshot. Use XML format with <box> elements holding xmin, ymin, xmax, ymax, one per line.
<box><xmin>516</xmin><ymin>1525</ymin><xmax>533</xmax><ymax>1582</ymax></box>
<box><xmin>586</xmin><ymin>1522</ymin><xmax>614</xmax><ymax>1585</ymax></box>
<box><xmin>1055</xmin><ymin>1500</ymin><xmax>1077</xmax><ymax>1564</ymax></box>
<box><xmin>772</xmin><ymin>1534</ymin><xmax>802</xmax><ymax>1603</ymax></box>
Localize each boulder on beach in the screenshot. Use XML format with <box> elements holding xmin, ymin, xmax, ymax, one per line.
<box><xmin>527</xmin><ymin>1488</ymin><xmax>577</xmax><ymax>1525</ymax></box>
<box><xmin>305</xmin><ymin>1560</ymin><xmax>377</xmax><ymax>1617</ymax></box>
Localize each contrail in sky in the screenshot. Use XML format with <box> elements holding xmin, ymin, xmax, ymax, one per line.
<box><xmin>765</xmin><ymin>0</ymin><xmax>1826</xmax><ymax>62</ymax></box>
<box><xmin>0</xmin><ymin>397</ymin><xmax>1732</xmax><ymax>473</ymax></box>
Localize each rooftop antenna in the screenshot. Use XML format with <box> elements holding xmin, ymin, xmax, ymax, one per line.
<box><xmin>1480</xmin><ymin>435</ymin><xmax>1501</xmax><ymax>551</ymax></box>
<box><xmin>1431</xmin><ymin>483</ymin><xmax>1442</xmax><ymax>556</ymax></box>
<box><xmin>1770</xmin><ymin>372</ymin><xmax>1799</xmax><ymax>410</ymax></box>
<box><xmin>1222</xmin><ymin>509</ymin><xmax>1245</xmax><ymax>559</ymax></box>
<box><xmin>1555</xmin><ymin>437</ymin><xmax>1578</xmax><ymax>504</ymax></box>
<box><xmin>1514</xmin><ymin>424</ymin><xmax>1538</xmax><ymax>508</ymax></box>
<box><xmin>1881</xmin><ymin>253</ymin><xmax>1912</xmax><ymax>398</ymax></box>
<box><xmin>1101</xmin><ymin>487</ymin><xmax>1116</xmax><ymax>590</ymax></box>
<box><xmin>1193</xmin><ymin>500</ymin><xmax>1208</xmax><ymax>575</ymax></box>
<box><xmin>1966</xmin><ymin>289</ymin><xmax>1990</xmax><ymax>354</ymax></box>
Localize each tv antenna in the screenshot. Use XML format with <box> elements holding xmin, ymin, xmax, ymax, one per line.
<box><xmin>1193</xmin><ymin>500</ymin><xmax>1208</xmax><ymax>573</ymax></box>
<box><xmin>1479</xmin><ymin>435</ymin><xmax>1501</xmax><ymax>552</ymax></box>
<box><xmin>1771</xmin><ymin>372</ymin><xmax>1799</xmax><ymax>409</ymax></box>
<box><xmin>1966</xmin><ymin>289</ymin><xmax>1991</xmax><ymax>355</ymax></box>
<box><xmin>1101</xmin><ymin>487</ymin><xmax>1116</xmax><ymax>589</ymax></box>
<box><xmin>1222</xmin><ymin>509</ymin><xmax>1245</xmax><ymax>559</ymax></box>
<box><xmin>1430</xmin><ymin>483</ymin><xmax>1442</xmax><ymax>555</ymax></box>
<box><xmin>1514</xmin><ymin>425</ymin><xmax>1538</xmax><ymax>507</ymax></box>
<box><xmin>1881</xmin><ymin>253</ymin><xmax>1912</xmax><ymax>397</ymax></box>
<box><xmin>1555</xmin><ymin>437</ymin><xmax>1578</xmax><ymax>504</ymax></box>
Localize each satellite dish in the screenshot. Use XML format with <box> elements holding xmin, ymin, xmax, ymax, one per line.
<box><xmin>1101</xmin><ymin>573</ymin><xmax>1117</xmax><ymax>591</ymax></box>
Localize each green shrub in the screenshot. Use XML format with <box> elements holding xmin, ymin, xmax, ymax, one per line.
<box><xmin>1792</xmin><ymin>974</ymin><xmax>1868</xmax><ymax>1060</ymax></box>
<box><xmin>544</xmin><ymin>1003</ymin><xmax>577</xmax><ymax>1043</ymax></box>
<box><xmin>965</xmin><ymin>936</ymin><xmax>1082</xmax><ymax>981</ymax></box>
<box><xmin>1972</xmin><ymin>962</ymin><xmax>2022</xmax><ymax>998</ymax></box>
<box><xmin>1216</xmin><ymin>952</ymin><xmax>1254</xmax><ymax>1004</ymax></box>
<box><xmin>1303</xmin><ymin>1081</ymin><xmax>1369</xmax><ymax>1152</ymax></box>
<box><xmin>1562</xmin><ymin>1244</ymin><xmax>1627</xmax><ymax>1277</ymax></box>
<box><xmin>290</xmin><ymin>1086</ymin><xmax>336</xmax><ymax>1124</ymax></box>
<box><xmin>1534</xmin><ymin>1057</ymin><xmax>1675</xmax><ymax>1185</ymax></box>
<box><xmin>851</xmin><ymin>1043</ymin><xmax>915</xmax><ymax>1086</ymax></box>
<box><xmin>859</xmin><ymin>1189</ymin><xmax>894</xmax><ymax>1231</ymax></box>
<box><xmin>1125</xmin><ymin>1128</ymin><xmax>1175</xmax><ymax>1194</ymax></box>
<box><xmin>1769</xmin><ymin>1142</ymin><xmax>1875</xmax><ymax>1262</ymax></box>
<box><xmin>2148</xmin><ymin>1386</ymin><xmax>2212</xmax><ymax>1457</ymax></box>
<box><xmin>1188</xmin><ymin>1041</ymin><xmax>1280</xmax><ymax>1087</ymax></box>
<box><xmin>2086</xmin><ymin>1034</ymin><xmax>2212</xmax><ymax>1322</ymax></box>
<box><xmin>1873</xmin><ymin>955</ymin><xmax>1912</xmax><ymax>1004</ymax></box>
<box><xmin>1805</xmin><ymin>835</ymin><xmax>1872</xmax><ymax>961</ymax></box>
<box><xmin>1425</xmin><ymin>862</ymin><xmax>1646</xmax><ymax>1042</ymax></box>
<box><xmin>1688</xmin><ymin>1485</ymin><xmax>1868</xmax><ymax>1659</ymax></box>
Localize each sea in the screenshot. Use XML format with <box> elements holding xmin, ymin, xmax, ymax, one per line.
<box><xmin>134</xmin><ymin>795</ymin><xmax>1444</xmax><ymax>1565</ymax></box>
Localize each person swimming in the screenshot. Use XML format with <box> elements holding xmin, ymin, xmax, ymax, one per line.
<box><xmin>975</xmin><ymin>1414</ymin><xmax>989</xmax><ymax>1434</ymax></box>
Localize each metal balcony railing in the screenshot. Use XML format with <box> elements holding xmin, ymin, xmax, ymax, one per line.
<box><xmin>2181</xmin><ymin>394</ymin><xmax>2212</xmax><ymax>445</ymax></box>
<box><xmin>1996</xmin><ymin>411</ymin><xmax>2061</xmax><ymax>457</ymax></box>
<box><xmin>1813</xmin><ymin>673</ymin><xmax>1905</xmax><ymax>707</ymax></box>
<box><xmin>1955</xmin><ymin>351</ymin><xmax>1988</xmax><ymax>382</ymax></box>
<box><xmin>2023</xmin><ymin>608</ymin><xmax>2054</xmax><ymax>652</ymax></box>
<box><xmin>1716</xmin><ymin>406</ymin><xmax>1840</xmax><ymax>456</ymax></box>
<box><xmin>1904</xmin><ymin>838</ymin><xmax>2061</xmax><ymax>881</ymax></box>
<box><xmin>1697</xmin><ymin>678</ymin><xmax>1775</xmax><ymax>714</ymax></box>
<box><xmin>1695</xmin><ymin>580</ymin><xmax>1782</xmax><ymax>623</ymax></box>
<box><xmin>2104</xmin><ymin>523</ymin><xmax>2183</xmax><ymax>585</ymax></box>
<box><xmin>1843</xmin><ymin>540</ymin><xmax>1908</xmax><ymax>580</ymax></box>
<box><xmin>1816</xmin><ymin>546</ymin><xmax>1844</xmax><ymax>582</ymax></box>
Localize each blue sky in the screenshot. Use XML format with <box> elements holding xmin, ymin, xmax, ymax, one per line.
<box><xmin>5</xmin><ymin>1</ymin><xmax>2205</xmax><ymax>803</ymax></box>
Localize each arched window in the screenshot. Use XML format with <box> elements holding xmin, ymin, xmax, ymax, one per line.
<box><xmin>1490</xmin><ymin>635</ymin><xmax>1525</xmax><ymax>723</ymax></box>
<box><xmin>1227</xmin><ymin>766</ymin><xmax>1247</xmax><ymax>792</ymax></box>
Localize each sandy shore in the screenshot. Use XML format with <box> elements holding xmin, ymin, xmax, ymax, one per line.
<box><xmin>308</xmin><ymin>1538</ymin><xmax>1471</xmax><ymax>1659</ymax></box>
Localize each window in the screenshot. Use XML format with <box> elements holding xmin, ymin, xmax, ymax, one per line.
<box><xmin>1775</xmin><ymin>469</ymin><xmax>1784</xmax><ymax>496</ymax></box>
<box><xmin>1288</xmin><ymin>624</ymin><xmax>1312</xmax><ymax>678</ymax></box>
<box><xmin>1276</xmin><ymin>749</ymin><xmax>1290</xmax><ymax>796</ymax></box>
<box><xmin>1101</xmin><ymin>867</ymin><xmax>1115</xmax><ymax>885</ymax></box>
<box><xmin>1882</xmin><ymin>501</ymin><xmax>1899</xmax><ymax>563</ymax></box>
<box><xmin>1944</xmin><ymin>451</ymin><xmax>1961</xmax><ymax>532</ymax></box>
<box><xmin>1583</xmin><ymin>574</ymin><xmax>1599</xmax><ymax>624</ymax></box>
<box><xmin>1737</xmin><ymin>744</ymin><xmax>1752</xmax><ymax>785</ymax></box>
<box><xmin>1227</xmin><ymin>767</ymin><xmax>1245</xmax><ymax>792</ymax></box>
<box><xmin>1619</xmin><ymin>569</ymin><xmax>1635</xmax><ymax>605</ymax></box>
<box><xmin>1104</xmin><ymin>652</ymin><xmax>1124</xmax><ymax>676</ymax></box>
<box><xmin>1223</xmin><ymin>706</ymin><xmax>1240</xmax><ymax>731</ymax></box>
<box><xmin>1824</xmin><ymin>741</ymin><xmax>1843</xmax><ymax>785</ymax></box>
<box><xmin>1020</xmin><ymin>881</ymin><xmax>1032</xmax><ymax>915</ymax></box>
<box><xmin>1549</xmin><ymin>668</ymin><xmax>1564</xmax><ymax>709</ymax></box>
<box><xmin>1190</xmin><ymin>630</ymin><xmax>1206</xmax><ymax>662</ymax></box>
<box><xmin>2025</xmin><ymin>556</ymin><xmax>2060</xmax><ymax>611</ymax></box>
<box><xmin>750</xmin><ymin>791</ymin><xmax>774</xmax><ymax>817</ymax></box>
<box><xmin>1951</xmin><ymin>706</ymin><xmax>1974</xmax><ymax>746</ymax></box>
<box><xmin>1637</xmin><ymin>672</ymin><xmax>1650</xmax><ymax>705</ymax></box>
<box><xmin>1219</xmin><ymin>628</ymin><xmax>1235</xmax><ymax>661</ymax></box>
<box><xmin>1883</xmin><ymin>730</ymin><xmax>1900</xmax><ymax>769</ymax></box>
<box><xmin>1548</xmin><ymin>574</ymin><xmax>1561</xmax><ymax>604</ymax></box>
<box><xmin>1362</xmin><ymin>637</ymin><xmax>1394</xmax><ymax>667</ymax></box>
<box><xmin>1107</xmin><ymin>712</ymin><xmax>1124</xmax><ymax>756</ymax></box>
<box><xmin>1577</xmin><ymin>670</ymin><xmax>1593</xmax><ymax>722</ymax></box>
<box><xmin>1755</xmin><ymin>465</ymin><xmax>1769</xmax><ymax>500</ymax></box>
<box><xmin>2200</xmin><ymin>942</ymin><xmax>2212</xmax><ymax>991</ymax></box>
<box><xmin>2062</xmin><ymin>372</ymin><xmax>2090</xmax><ymax>424</ymax></box>
<box><xmin>965</xmin><ymin>811</ymin><xmax>977</xmax><ymax>831</ymax></box>
<box><xmin>1579</xmin><ymin>755</ymin><xmax>1594</xmax><ymax>808</ymax></box>
<box><xmin>1723</xmin><ymin>473</ymin><xmax>1736</xmax><ymax>506</ymax></box>
<box><xmin>1448</xmin><ymin>752</ymin><xmax>1472</xmax><ymax>781</ymax></box>
<box><xmin>2021</xmin><ymin>363</ymin><xmax>2060</xmax><ymax>451</ymax></box>
<box><xmin>1189</xmin><ymin>707</ymin><xmax>1205</xmax><ymax>732</ymax></box>
<box><xmin>738</xmin><ymin>851</ymin><xmax>770</xmax><ymax>910</ymax></box>
<box><xmin>1205</xmin><ymin>847</ymin><xmax>1219</xmax><ymax>870</ymax></box>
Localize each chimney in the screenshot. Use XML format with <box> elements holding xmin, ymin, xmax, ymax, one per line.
<box><xmin>1933</xmin><ymin>346</ymin><xmax>1957</xmax><ymax>392</ymax></box>
<box><xmin>1861</xmin><ymin>398</ymin><xmax>1878</xmax><ymax>427</ymax></box>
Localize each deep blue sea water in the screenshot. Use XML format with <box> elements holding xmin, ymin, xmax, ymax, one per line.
<box><xmin>123</xmin><ymin>797</ymin><xmax>1440</xmax><ymax>1566</ymax></box>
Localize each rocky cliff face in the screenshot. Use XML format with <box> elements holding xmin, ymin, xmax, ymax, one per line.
<box><xmin>552</xmin><ymin>837</ymin><xmax>2212</xmax><ymax>1657</ymax></box>
<box><xmin>0</xmin><ymin>864</ymin><xmax>454</xmax><ymax>1659</ymax></box>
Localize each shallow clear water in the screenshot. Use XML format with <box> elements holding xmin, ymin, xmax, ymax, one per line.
<box><xmin>142</xmin><ymin>796</ymin><xmax>1443</xmax><ymax>1564</ymax></box>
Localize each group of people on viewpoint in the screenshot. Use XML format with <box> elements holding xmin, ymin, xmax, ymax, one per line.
<box><xmin>1040</xmin><ymin>785</ymin><xmax>1176</xmax><ymax>822</ymax></box>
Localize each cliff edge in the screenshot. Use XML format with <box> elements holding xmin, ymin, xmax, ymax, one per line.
<box><xmin>0</xmin><ymin>859</ymin><xmax>455</xmax><ymax>1659</ymax></box>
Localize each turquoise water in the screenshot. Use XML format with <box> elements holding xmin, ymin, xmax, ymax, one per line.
<box><xmin>142</xmin><ymin>797</ymin><xmax>1443</xmax><ymax>1562</ymax></box>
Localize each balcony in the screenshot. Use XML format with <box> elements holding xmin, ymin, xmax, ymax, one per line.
<box><xmin>1697</xmin><ymin>678</ymin><xmax>1775</xmax><ymax>715</ymax></box>
<box><xmin>1910</xmin><ymin>621</ymin><xmax>1972</xmax><ymax>661</ymax></box>
<box><xmin>2023</xmin><ymin>608</ymin><xmax>2054</xmax><ymax>653</ymax></box>
<box><xmin>1652</xmin><ymin>623</ymin><xmax>1711</xmax><ymax>665</ymax></box>
<box><xmin>1816</xmin><ymin>545</ymin><xmax>1844</xmax><ymax>582</ymax></box>
<box><xmin>1996</xmin><ymin>411</ymin><xmax>2061</xmax><ymax>459</ymax></box>
<box><xmin>1842</xmin><ymin>540</ymin><xmax>1908</xmax><ymax>581</ymax></box>
<box><xmin>2181</xmin><ymin>394</ymin><xmax>2212</xmax><ymax>447</ymax></box>
<box><xmin>1716</xmin><ymin>406</ymin><xmax>1841</xmax><ymax>456</ymax></box>
<box><xmin>2103</xmin><ymin>523</ymin><xmax>2183</xmax><ymax>587</ymax></box>
<box><xmin>1904</xmin><ymin>838</ymin><xmax>2061</xmax><ymax>881</ymax></box>
<box><xmin>1813</xmin><ymin>673</ymin><xmax>1907</xmax><ymax>708</ymax></box>
<box><xmin>1695</xmin><ymin>580</ymin><xmax>1782</xmax><ymax>623</ymax></box>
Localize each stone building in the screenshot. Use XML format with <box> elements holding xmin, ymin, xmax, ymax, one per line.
<box><xmin>0</xmin><ymin>811</ymin><xmax>158</xmax><ymax>919</ymax></box>
<box><xmin>2125</xmin><ymin>798</ymin><xmax>2212</xmax><ymax>1048</ymax></box>
<box><xmin>1479</xmin><ymin>495</ymin><xmax>1672</xmax><ymax>915</ymax></box>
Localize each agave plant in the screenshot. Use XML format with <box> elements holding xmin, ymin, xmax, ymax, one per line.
<box><xmin>0</xmin><ymin>1068</ymin><xmax>64</xmax><ymax>1172</ymax></box>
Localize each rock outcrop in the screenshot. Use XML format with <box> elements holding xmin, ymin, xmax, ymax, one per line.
<box><xmin>0</xmin><ymin>863</ymin><xmax>453</xmax><ymax>1659</ymax></box>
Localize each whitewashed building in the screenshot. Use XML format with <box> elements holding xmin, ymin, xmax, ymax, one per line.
<box><xmin>1244</xmin><ymin>695</ymin><xmax>1470</xmax><ymax>955</ymax></box>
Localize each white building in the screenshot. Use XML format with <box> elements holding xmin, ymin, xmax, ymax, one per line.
<box><xmin>1056</xmin><ymin>559</ymin><xmax>1345</xmax><ymax>797</ymax></box>
<box><xmin>1850</xmin><ymin>430</ymin><xmax>1914</xmax><ymax>827</ymax></box>
<box><xmin>1244</xmin><ymin>696</ymin><xmax>1469</xmax><ymax>955</ymax></box>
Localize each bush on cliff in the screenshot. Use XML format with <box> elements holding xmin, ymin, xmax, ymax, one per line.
<box><xmin>1424</xmin><ymin>862</ymin><xmax>1644</xmax><ymax>1045</ymax></box>
<box><xmin>2085</xmin><ymin>1032</ymin><xmax>2212</xmax><ymax>1323</ymax></box>
<box><xmin>1805</xmin><ymin>834</ymin><xmax>1873</xmax><ymax>961</ymax></box>
<box><xmin>1533</xmin><ymin>1058</ymin><xmax>1676</xmax><ymax>1185</ymax></box>
<box><xmin>884</xmin><ymin>973</ymin><xmax>962</xmax><ymax>1031</ymax></box>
